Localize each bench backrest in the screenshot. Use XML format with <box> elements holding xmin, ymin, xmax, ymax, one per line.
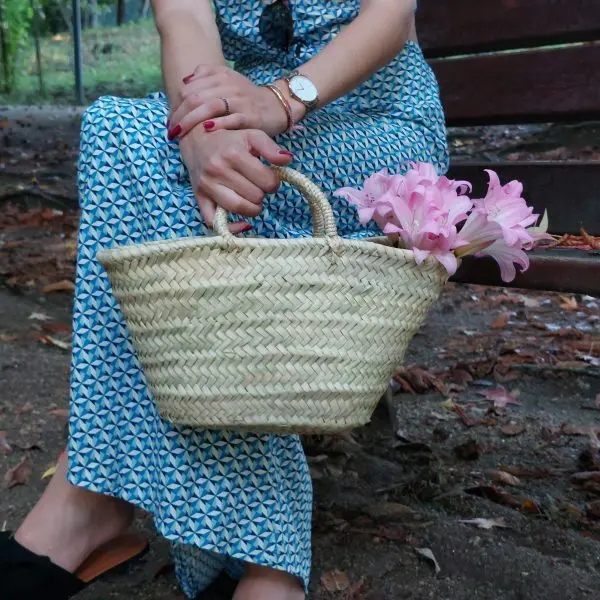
<box><xmin>416</xmin><ymin>1</ymin><xmax>600</xmax><ymax>238</ymax></box>
<box><xmin>417</xmin><ymin>0</ymin><xmax>600</xmax><ymax>126</ymax></box>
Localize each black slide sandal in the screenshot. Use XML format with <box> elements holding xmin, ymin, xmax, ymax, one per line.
<box><xmin>0</xmin><ymin>531</ymin><xmax>148</xmax><ymax>600</ymax></box>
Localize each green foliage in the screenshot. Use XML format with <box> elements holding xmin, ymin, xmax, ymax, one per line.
<box><xmin>0</xmin><ymin>18</ymin><xmax>161</xmax><ymax>104</ymax></box>
<box><xmin>0</xmin><ymin>0</ymin><xmax>32</xmax><ymax>92</ymax></box>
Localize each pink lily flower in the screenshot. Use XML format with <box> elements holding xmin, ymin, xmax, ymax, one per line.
<box><xmin>334</xmin><ymin>169</ymin><xmax>394</xmax><ymax>228</ymax></box>
<box><xmin>473</xmin><ymin>170</ymin><xmax>538</xmax><ymax>246</ymax></box>
<box><xmin>456</xmin><ymin>212</ymin><xmax>529</xmax><ymax>282</ymax></box>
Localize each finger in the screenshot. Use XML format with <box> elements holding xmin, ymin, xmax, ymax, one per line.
<box><xmin>220</xmin><ymin>168</ymin><xmax>265</xmax><ymax>206</ymax></box>
<box><xmin>209</xmin><ymin>182</ymin><xmax>263</xmax><ymax>218</ymax></box>
<box><xmin>172</xmin><ymin>101</ymin><xmax>231</xmax><ymax>140</ymax></box>
<box><xmin>196</xmin><ymin>194</ymin><xmax>217</xmax><ymax>226</ymax></box>
<box><xmin>202</xmin><ymin>113</ymin><xmax>251</xmax><ymax>132</ymax></box>
<box><xmin>169</xmin><ymin>95</ymin><xmax>233</xmax><ymax>139</ymax></box>
<box><xmin>248</xmin><ymin>131</ymin><xmax>295</xmax><ymax>165</ymax></box>
<box><xmin>183</xmin><ymin>65</ymin><xmax>220</xmax><ymax>85</ymax></box>
<box><xmin>234</xmin><ymin>153</ymin><xmax>281</xmax><ymax>195</ymax></box>
<box><xmin>196</xmin><ymin>194</ymin><xmax>251</xmax><ymax>233</ymax></box>
<box><xmin>169</xmin><ymin>78</ymin><xmax>232</xmax><ymax>126</ymax></box>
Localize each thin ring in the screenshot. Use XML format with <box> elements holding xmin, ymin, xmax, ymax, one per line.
<box><xmin>220</xmin><ymin>97</ymin><xmax>231</xmax><ymax>116</ymax></box>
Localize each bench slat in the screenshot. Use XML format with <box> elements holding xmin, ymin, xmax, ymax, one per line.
<box><xmin>447</xmin><ymin>162</ymin><xmax>600</xmax><ymax>236</ymax></box>
<box><xmin>451</xmin><ymin>249</ymin><xmax>600</xmax><ymax>297</ymax></box>
<box><xmin>418</xmin><ymin>0</ymin><xmax>600</xmax><ymax>57</ymax></box>
<box><xmin>431</xmin><ymin>45</ymin><xmax>600</xmax><ymax>125</ymax></box>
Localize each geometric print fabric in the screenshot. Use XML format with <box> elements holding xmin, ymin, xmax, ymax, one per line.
<box><xmin>67</xmin><ymin>1</ymin><xmax>448</xmax><ymax>597</ymax></box>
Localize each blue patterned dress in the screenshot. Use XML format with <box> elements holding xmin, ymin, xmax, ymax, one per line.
<box><xmin>66</xmin><ymin>1</ymin><xmax>448</xmax><ymax>596</ymax></box>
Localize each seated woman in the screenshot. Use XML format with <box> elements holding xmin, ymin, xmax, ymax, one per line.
<box><xmin>1</xmin><ymin>1</ymin><xmax>448</xmax><ymax>598</ymax></box>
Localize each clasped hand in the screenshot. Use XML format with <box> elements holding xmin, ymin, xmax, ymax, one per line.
<box><xmin>169</xmin><ymin>65</ymin><xmax>293</xmax><ymax>233</ymax></box>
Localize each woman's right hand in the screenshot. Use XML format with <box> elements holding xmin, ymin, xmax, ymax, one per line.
<box><xmin>178</xmin><ymin>127</ymin><xmax>294</xmax><ymax>233</ymax></box>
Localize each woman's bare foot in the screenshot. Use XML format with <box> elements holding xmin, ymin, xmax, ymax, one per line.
<box><xmin>14</xmin><ymin>451</ymin><xmax>134</xmax><ymax>573</ymax></box>
<box><xmin>234</xmin><ymin>564</ymin><xmax>305</xmax><ymax>600</ymax></box>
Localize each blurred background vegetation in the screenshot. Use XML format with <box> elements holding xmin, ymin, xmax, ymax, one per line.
<box><xmin>0</xmin><ymin>0</ymin><xmax>162</xmax><ymax>104</ymax></box>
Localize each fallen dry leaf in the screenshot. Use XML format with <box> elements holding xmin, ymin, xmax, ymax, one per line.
<box><xmin>571</xmin><ymin>472</ymin><xmax>600</xmax><ymax>483</ymax></box>
<box><xmin>51</xmin><ymin>408</ymin><xmax>70</xmax><ymax>418</ymax></box>
<box><xmin>38</xmin><ymin>335</ymin><xmax>71</xmax><ymax>351</ymax></box>
<box><xmin>4</xmin><ymin>456</ymin><xmax>31</xmax><ymax>488</ymax></box>
<box><xmin>339</xmin><ymin>578</ymin><xmax>367</xmax><ymax>600</ymax></box>
<box><xmin>559</xmin><ymin>295</ymin><xmax>578</xmax><ymax>311</ymax></box>
<box><xmin>453</xmin><ymin>439</ymin><xmax>480</xmax><ymax>461</ymax></box>
<box><xmin>40</xmin><ymin>322</ymin><xmax>71</xmax><ymax>335</ymax></box>
<box><xmin>500</xmin><ymin>423</ymin><xmax>526</xmax><ymax>437</ymax></box>
<box><xmin>320</xmin><ymin>570</ymin><xmax>350</xmax><ymax>593</ymax></box>
<box><xmin>586</xmin><ymin>500</ymin><xmax>600</xmax><ymax>519</ymax></box>
<box><xmin>561</xmin><ymin>424</ymin><xmax>600</xmax><ymax>437</ymax></box>
<box><xmin>28</xmin><ymin>311</ymin><xmax>51</xmax><ymax>321</ymax></box>
<box><xmin>0</xmin><ymin>333</ymin><xmax>19</xmax><ymax>342</ymax></box>
<box><xmin>479</xmin><ymin>387</ymin><xmax>520</xmax><ymax>409</ymax></box>
<box><xmin>488</xmin><ymin>470</ymin><xmax>521</xmax><ymax>487</ymax></box>
<box><xmin>520</xmin><ymin>499</ymin><xmax>542</xmax><ymax>515</ymax></box>
<box><xmin>414</xmin><ymin>547</ymin><xmax>441</xmax><ymax>575</ymax></box>
<box><xmin>365</xmin><ymin>502</ymin><xmax>413</xmax><ymax>520</ymax></box>
<box><xmin>392</xmin><ymin>366</ymin><xmax>446</xmax><ymax>395</ymax></box>
<box><xmin>490</xmin><ymin>312</ymin><xmax>510</xmax><ymax>329</ymax></box>
<box><xmin>465</xmin><ymin>485</ymin><xmax>521</xmax><ymax>508</ymax></box>
<box><xmin>41</xmin><ymin>463</ymin><xmax>58</xmax><ymax>480</ymax></box>
<box><xmin>459</xmin><ymin>517</ymin><xmax>508</xmax><ymax>530</ymax></box>
<box><xmin>500</xmin><ymin>465</ymin><xmax>558</xmax><ymax>479</ymax></box>
<box><xmin>0</xmin><ymin>431</ymin><xmax>12</xmax><ymax>454</ymax></box>
<box><xmin>41</xmin><ymin>280</ymin><xmax>75</xmax><ymax>293</ymax></box>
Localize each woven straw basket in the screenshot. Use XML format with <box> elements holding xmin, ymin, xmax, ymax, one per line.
<box><xmin>97</xmin><ymin>167</ymin><xmax>448</xmax><ymax>433</ymax></box>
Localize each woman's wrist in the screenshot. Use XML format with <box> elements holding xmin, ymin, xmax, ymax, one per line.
<box><xmin>274</xmin><ymin>79</ymin><xmax>307</xmax><ymax>124</ymax></box>
<box><xmin>259</xmin><ymin>80</ymin><xmax>308</xmax><ymax>137</ymax></box>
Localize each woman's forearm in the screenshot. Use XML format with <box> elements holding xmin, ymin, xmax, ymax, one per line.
<box><xmin>152</xmin><ymin>0</ymin><xmax>226</xmax><ymax>104</ymax></box>
<box><xmin>282</xmin><ymin>0</ymin><xmax>416</xmax><ymax>121</ymax></box>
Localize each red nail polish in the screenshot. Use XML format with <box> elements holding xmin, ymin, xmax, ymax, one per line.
<box><xmin>279</xmin><ymin>150</ymin><xmax>294</xmax><ymax>158</ymax></box>
<box><xmin>182</xmin><ymin>73</ymin><xmax>195</xmax><ymax>84</ymax></box>
<box><xmin>239</xmin><ymin>223</ymin><xmax>253</xmax><ymax>233</ymax></box>
<box><xmin>167</xmin><ymin>124</ymin><xmax>182</xmax><ymax>140</ymax></box>
<box><xmin>203</xmin><ymin>120</ymin><xmax>215</xmax><ymax>130</ymax></box>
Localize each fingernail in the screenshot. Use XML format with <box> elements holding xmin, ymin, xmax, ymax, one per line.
<box><xmin>279</xmin><ymin>150</ymin><xmax>294</xmax><ymax>158</ymax></box>
<box><xmin>239</xmin><ymin>223</ymin><xmax>253</xmax><ymax>233</ymax></box>
<box><xmin>167</xmin><ymin>124</ymin><xmax>182</xmax><ymax>140</ymax></box>
<box><xmin>182</xmin><ymin>73</ymin><xmax>195</xmax><ymax>84</ymax></box>
<box><xmin>203</xmin><ymin>120</ymin><xmax>215</xmax><ymax>130</ymax></box>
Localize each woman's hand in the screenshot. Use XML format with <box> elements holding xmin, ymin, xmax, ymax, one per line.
<box><xmin>179</xmin><ymin>126</ymin><xmax>294</xmax><ymax>232</ymax></box>
<box><xmin>168</xmin><ymin>65</ymin><xmax>290</xmax><ymax>140</ymax></box>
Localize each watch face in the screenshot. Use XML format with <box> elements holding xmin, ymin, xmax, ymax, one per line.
<box><xmin>289</xmin><ymin>75</ymin><xmax>318</xmax><ymax>102</ymax></box>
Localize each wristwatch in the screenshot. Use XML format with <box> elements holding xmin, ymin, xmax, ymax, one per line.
<box><xmin>283</xmin><ymin>70</ymin><xmax>319</xmax><ymax>113</ymax></box>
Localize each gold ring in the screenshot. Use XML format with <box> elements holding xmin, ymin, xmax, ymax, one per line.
<box><xmin>220</xmin><ymin>97</ymin><xmax>231</xmax><ymax>116</ymax></box>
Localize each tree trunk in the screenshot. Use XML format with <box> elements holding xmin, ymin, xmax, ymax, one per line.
<box><xmin>31</xmin><ymin>0</ymin><xmax>45</xmax><ymax>95</ymax></box>
<box><xmin>139</xmin><ymin>0</ymin><xmax>150</xmax><ymax>20</ymax></box>
<box><xmin>55</xmin><ymin>0</ymin><xmax>74</xmax><ymax>36</ymax></box>
<box><xmin>0</xmin><ymin>2</ymin><xmax>10</xmax><ymax>93</ymax></box>
<box><xmin>116</xmin><ymin>0</ymin><xmax>126</xmax><ymax>25</ymax></box>
<box><xmin>90</xmin><ymin>0</ymin><xmax>99</xmax><ymax>28</ymax></box>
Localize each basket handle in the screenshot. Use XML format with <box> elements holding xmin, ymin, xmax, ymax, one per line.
<box><xmin>213</xmin><ymin>166</ymin><xmax>339</xmax><ymax>239</ymax></box>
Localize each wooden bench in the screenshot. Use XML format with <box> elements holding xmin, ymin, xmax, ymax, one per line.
<box><xmin>417</xmin><ymin>0</ymin><xmax>600</xmax><ymax>296</ymax></box>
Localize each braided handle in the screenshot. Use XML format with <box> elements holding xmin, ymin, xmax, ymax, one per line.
<box><xmin>213</xmin><ymin>166</ymin><xmax>339</xmax><ymax>239</ymax></box>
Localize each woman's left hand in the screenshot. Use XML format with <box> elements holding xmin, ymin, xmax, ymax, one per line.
<box><xmin>167</xmin><ymin>65</ymin><xmax>289</xmax><ymax>139</ymax></box>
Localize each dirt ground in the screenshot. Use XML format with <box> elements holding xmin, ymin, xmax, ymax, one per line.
<box><xmin>1</xmin><ymin>107</ymin><xmax>600</xmax><ymax>600</ymax></box>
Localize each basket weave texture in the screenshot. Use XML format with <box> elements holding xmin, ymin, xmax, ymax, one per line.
<box><xmin>98</xmin><ymin>167</ymin><xmax>447</xmax><ymax>433</ymax></box>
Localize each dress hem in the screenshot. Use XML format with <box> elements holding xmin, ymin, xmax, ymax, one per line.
<box><xmin>65</xmin><ymin>467</ymin><xmax>310</xmax><ymax>595</ymax></box>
